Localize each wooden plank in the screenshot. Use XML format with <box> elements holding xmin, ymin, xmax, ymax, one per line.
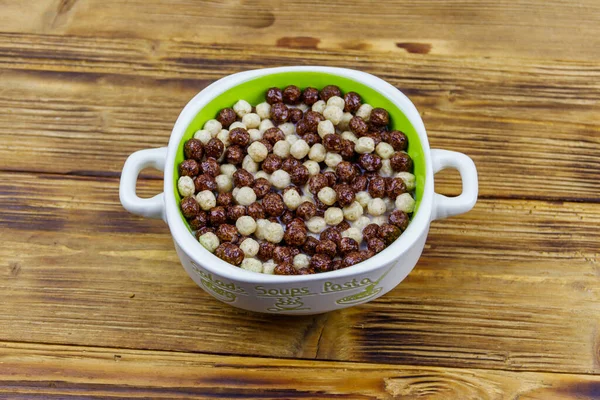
<box><xmin>0</xmin><ymin>34</ymin><xmax>598</xmax><ymax>200</ymax></box>
<box><xmin>1</xmin><ymin>172</ymin><xmax>599</xmax><ymax>373</ymax></box>
<box><xmin>2</xmin><ymin>341</ymin><xmax>600</xmax><ymax>399</ymax></box>
<box><xmin>0</xmin><ymin>0</ymin><xmax>599</xmax><ymax>61</ymax></box>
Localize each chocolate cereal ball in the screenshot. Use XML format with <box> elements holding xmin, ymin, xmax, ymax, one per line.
<box><xmin>338</xmin><ymin>237</ymin><xmax>359</xmax><ymax>254</ymax></box>
<box><xmin>386</xmin><ymin>177</ymin><xmax>407</xmax><ymax>198</ymax></box>
<box><xmin>296</xmin><ymin>201</ymin><xmax>317</xmax><ymax>220</ymax></box>
<box><xmin>229</xmin><ymin>128</ymin><xmax>250</xmax><ymax>147</ymax></box>
<box><xmin>181</xmin><ymin>196</ymin><xmax>200</xmax><ymax>218</ymax></box>
<box><xmin>227</xmin><ymin>205</ymin><xmax>246</xmax><ymax>222</ymax></box>
<box><xmin>309</xmin><ymin>174</ymin><xmax>329</xmax><ymax>194</ymax></box>
<box><xmin>205</xmin><ymin>138</ymin><xmax>225</xmax><ymax>159</ymax></box>
<box><xmin>194</xmin><ymin>174</ymin><xmax>217</xmax><ymax>192</ymax></box>
<box><xmin>389</xmin><ymin>210</ymin><xmax>410</xmax><ymax>231</ymax></box>
<box><xmin>350</xmin><ymin>175</ymin><xmax>368</xmax><ymax>192</ymax></box>
<box><xmin>302</xmin><ymin>87</ymin><xmax>320</xmax><ymax>105</ymax></box>
<box><xmin>289</xmin><ymin>108</ymin><xmax>303</xmax><ymax>123</ymax></box>
<box><xmin>233</xmin><ymin>169</ymin><xmax>255</xmax><ymax>187</ymax></box>
<box><xmin>215</xmin><ymin>243</ymin><xmax>243</xmax><ymax>265</ymax></box>
<box><xmin>362</xmin><ymin>224</ymin><xmax>380</xmax><ymax>240</ymax></box>
<box><xmin>257</xmin><ymin>241</ymin><xmax>276</xmax><ymax>261</ymax></box>
<box><xmin>217</xmin><ymin>108</ymin><xmax>236</xmax><ymax>128</ymax></box>
<box><xmin>302</xmin><ymin>236</ymin><xmax>319</xmax><ymax>255</ymax></box>
<box><xmin>290</xmin><ymin>165</ymin><xmax>309</xmax><ymax>185</ymax></box>
<box><xmin>343</xmin><ymin>251</ymin><xmax>363</xmax><ymax>268</ymax></box>
<box><xmin>282</xmin><ymin>157</ymin><xmax>301</xmax><ymax>173</ymax></box>
<box><xmin>388</xmin><ymin>130</ymin><xmax>408</xmax><ymax>151</ymax></box>
<box><xmin>271</xmin><ymin>103</ymin><xmax>290</xmax><ymax>124</ymax></box>
<box><xmin>359</xmin><ymin>153</ymin><xmax>382</xmax><ymax>172</ymax></box>
<box><xmin>200</xmin><ymin>158</ymin><xmax>219</xmax><ymax>176</ymax></box>
<box><xmin>336</xmin><ymin>161</ymin><xmax>356</xmax><ymax>183</ymax></box>
<box><xmin>369</xmin><ymin>108</ymin><xmax>389</xmax><ymax>126</ymax></box>
<box><xmin>304</xmin><ymin>111</ymin><xmax>324</xmax><ymax>131</ymax></box>
<box><xmin>284</xmin><ymin>225</ymin><xmax>308</xmax><ymax>246</ymax></box>
<box><xmin>263</xmin><ymin>193</ymin><xmax>285</xmax><ymax>217</ymax></box>
<box><xmin>184</xmin><ymin>139</ymin><xmax>204</xmax><ymax>161</ymax></box>
<box><xmin>282</xmin><ymin>85</ymin><xmax>302</xmax><ymax>105</ymax></box>
<box><xmin>179</xmin><ymin>159</ymin><xmax>199</xmax><ymax>177</ymax></box>
<box><xmin>273</xmin><ymin>246</ymin><xmax>293</xmax><ymax>264</ymax></box>
<box><xmin>390</xmin><ymin>152</ymin><xmax>413</xmax><ymax>172</ymax></box>
<box><xmin>263</xmin><ymin>127</ymin><xmax>285</xmax><ymax>145</ymax></box>
<box><xmin>247</xmin><ymin>202</ymin><xmax>266</xmax><ymax>220</ymax></box>
<box><xmin>379</xmin><ymin>223</ymin><xmax>401</xmax><ymax>245</ymax></box>
<box><xmin>189</xmin><ymin>211</ymin><xmax>209</xmax><ymax>230</ymax></box>
<box><xmin>310</xmin><ymin>253</ymin><xmax>332</xmax><ymax>272</ymax></box>
<box><xmin>216</xmin><ymin>224</ymin><xmax>239</xmax><ymax>243</ymax></box>
<box><xmin>209</xmin><ymin>206</ymin><xmax>227</xmax><ymax>226</ymax></box>
<box><xmin>319</xmin><ymin>85</ymin><xmax>342</xmax><ymax>102</ymax></box>
<box><xmin>262</xmin><ymin>154</ymin><xmax>283</xmax><ymax>174</ymax></box>
<box><xmin>349</xmin><ymin>116</ymin><xmax>369</xmax><ymax>136</ymax></box>
<box><xmin>274</xmin><ymin>263</ymin><xmax>298</xmax><ymax>275</ymax></box>
<box><xmin>316</xmin><ymin>240</ymin><xmax>337</xmax><ymax>258</ymax></box>
<box><xmin>367</xmin><ymin>237</ymin><xmax>386</xmax><ymax>253</ymax></box>
<box><xmin>368</xmin><ymin>176</ymin><xmax>386</xmax><ymax>198</ymax></box>
<box><xmin>343</xmin><ymin>92</ymin><xmax>361</xmax><ymax>113</ymax></box>
<box><xmin>266</xmin><ymin>87</ymin><xmax>283</xmax><ymax>105</ymax></box>
<box><xmin>225</xmin><ymin>145</ymin><xmax>245</xmax><ymax>165</ymax></box>
<box><xmin>335</xmin><ymin>184</ymin><xmax>355</xmax><ymax>207</ymax></box>
<box><xmin>217</xmin><ymin>192</ymin><xmax>234</xmax><ymax>207</ymax></box>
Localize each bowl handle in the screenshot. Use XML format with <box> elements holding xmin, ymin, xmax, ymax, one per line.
<box><xmin>430</xmin><ymin>149</ymin><xmax>478</xmax><ymax>221</ymax></box>
<box><xmin>119</xmin><ymin>147</ymin><xmax>168</xmax><ymax>220</ymax></box>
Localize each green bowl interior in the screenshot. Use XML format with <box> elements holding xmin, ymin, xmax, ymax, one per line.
<box><xmin>173</xmin><ymin>71</ymin><xmax>426</xmax><ymax>232</ymax></box>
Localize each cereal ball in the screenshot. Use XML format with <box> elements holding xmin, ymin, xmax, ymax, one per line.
<box><xmin>257</xmin><ymin>241</ymin><xmax>275</xmax><ymax>262</ymax></box>
<box><xmin>247</xmin><ymin>202</ymin><xmax>266</xmax><ymax>220</ymax></box>
<box><xmin>262</xmin><ymin>260</ymin><xmax>277</xmax><ymax>274</ymax></box>
<box><xmin>366</xmin><ymin>237</ymin><xmax>385</xmax><ymax>253</ymax></box>
<box><xmin>379</xmin><ymin>159</ymin><xmax>392</xmax><ymax>176</ymax></box>
<box><xmin>209</xmin><ymin>206</ymin><xmax>227</xmax><ymax>226</ymax></box>
<box><xmin>379</xmin><ymin>223</ymin><xmax>401</xmax><ymax>245</ymax></box>
<box><xmin>389</xmin><ymin>210</ymin><xmax>410</xmax><ymax>231</ymax></box>
<box><xmin>205</xmin><ymin>138</ymin><xmax>225</xmax><ymax>159</ymax></box>
<box><xmin>316</xmin><ymin>239</ymin><xmax>337</xmax><ymax>258</ymax></box>
<box><xmin>289</xmin><ymin>108</ymin><xmax>303</xmax><ymax>123</ymax></box>
<box><xmin>355</xmin><ymin>104</ymin><xmax>373</xmax><ymax>121</ymax></box>
<box><xmin>342</xmin><ymin>251</ymin><xmax>363</xmax><ymax>268</ymax></box>
<box><xmin>395</xmin><ymin>193</ymin><xmax>416</xmax><ymax>213</ymax></box>
<box><xmin>312</xmin><ymin>100</ymin><xmax>327</xmax><ymax>114</ymax></box>
<box><xmin>216</xmin><ymin>224</ymin><xmax>239</xmax><ymax>243</ymax></box>
<box><xmin>343</xmin><ymin>92</ymin><xmax>361</xmax><ymax>113</ymax></box>
<box><xmin>273</xmin><ymin>140</ymin><xmax>291</xmax><ymax>159</ymax></box>
<box><xmin>264</xmin><ymin>223</ymin><xmax>284</xmax><ymax>243</ymax></box>
<box><xmin>320</xmin><ymin>85</ymin><xmax>342</xmax><ymax>101</ymax></box>
<box><xmin>285</xmin><ymin>135</ymin><xmax>299</xmax><ymax>146</ymax></box>
<box><xmin>342</xmin><ymin>227</ymin><xmax>363</xmax><ymax>244</ymax></box>
<box><xmin>362</xmin><ymin>223</ymin><xmax>380</xmax><ymax>241</ymax></box>
<box><xmin>254</xmin><ymin>219</ymin><xmax>270</xmax><ymax>241</ymax></box>
<box><xmin>352</xmin><ymin>216</ymin><xmax>371</xmax><ymax>232</ymax></box>
<box><xmin>348</xmin><ymin>175</ymin><xmax>366</xmax><ymax>192</ymax></box>
<box><xmin>335</xmin><ymin>184</ymin><xmax>355</xmax><ymax>207</ymax></box>
<box><xmin>300</xmin><ymin>161</ymin><xmax>318</xmax><ymax>177</ymax></box>
<box><xmin>355</xmin><ymin>137</ymin><xmax>375</xmax><ymax>154</ymax></box>
<box><xmin>371</xmin><ymin>215</ymin><xmax>388</xmax><ymax>226</ymax></box>
<box><xmin>322</xmin><ymin>134</ymin><xmax>342</xmax><ymax>152</ymax></box>
<box><xmin>266</xmin><ymin>87</ymin><xmax>283</xmax><ymax>104</ymax></box>
<box><xmin>224</xmin><ymin>145</ymin><xmax>243</xmax><ymax>165</ymax></box>
<box><xmin>271</xmin><ymin>103</ymin><xmax>289</xmax><ymax>124</ymax></box>
<box><xmin>231</xmin><ymin>169</ymin><xmax>253</xmax><ymax>188</ymax></box>
<box><xmin>320</xmin><ymin>227</ymin><xmax>341</xmax><ymax>244</ymax></box>
<box><xmin>217</xmin><ymin>192</ymin><xmax>234</xmax><ymax>208</ymax></box>
<box><xmin>370</xmin><ymin>108</ymin><xmax>389</xmax><ymax>126</ymax></box>
<box><xmin>375</xmin><ymin>142</ymin><xmax>395</xmax><ymax>159</ymax></box>
<box><xmin>177</xmin><ymin>176</ymin><xmax>195</xmax><ymax>197</ymax></box>
<box><xmin>282</xmin><ymin>157</ymin><xmax>301</xmax><ymax>173</ymax></box>
<box><xmin>283</xmin><ymin>189</ymin><xmax>302</xmax><ymax>210</ymax></box>
<box><xmin>317</xmin><ymin>187</ymin><xmax>337</xmax><ymax>206</ymax></box>
<box><xmin>355</xmin><ymin>191</ymin><xmax>372</xmax><ymax>209</ymax></box>
<box><xmin>204</xmin><ymin>119</ymin><xmax>223</xmax><ymax>135</ymax></box>
<box><xmin>181</xmin><ymin>196</ymin><xmax>200</xmax><ymax>218</ymax></box>
<box><xmin>290</xmin><ymin>139</ymin><xmax>310</xmax><ymax>159</ymax></box>
<box><xmin>396</xmin><ymin>172</ymin><xmax>416</xmax><ymax>191</ymax></box>
<box><xmin>263</xmin><ymin>127</ymin><xmax>285</xmax><ymax>145</ymax></box>
<box><xmin>349</xmin><ymin>116</ymin><xmax>368</xmax><ymax>136</ymax></box>
<box><xmin>387</xmin><ymin>130</ymin><xmax>408</xmax><ymax>151</ymax></box>
<box><xmin>229</xmin><ymin>128</ymin><xmax>250</xmax><ymax>147</ymax></box>
<box><xmin>241</xmin><ymin>258</ymin><xmax>263</xmax><ymax>273</ymax></box>
<box><xmin>255</xmin><ymin>101</ymin><xmax>271</xmax><ymax>120</ymax></box>
<box><xmin>240</xmin><ymin>237</ymin><xmax>259</xmax><ymax>257</ymax></box>
<box><xmin>334</xmin><ymin>220</ymin><xmax>351</xmax><ymax>233</ymax></box>
<box><xmin>296</xmin><ymin>201</ymin><xmax>317</xmax><ymax>220</ymax></box>
<box><xmin>215</xmin><ymin>243</ymin><xmax>243</xmax><ymax>265</ymax></box>
<box><xmin>274</xmin><ymin>263</ymin><xmax>298</xmax><ymax>275</ymax></box>
<box><xmin>229</xmin><ymin>121</ymin><xmax>246</xmax><ymax>130</ymax></box>
<box><xmin>179</xmin><ymin>159</ymin><xmax>199</xmax><ymax>177</ymax></box>
<box><xmin>233</xmin><ymin>186</ymin><xmax>256</xmax><ymax>206</ymax></box>
<box><xmin>307</xmin><ymin>216</ymin><xmax>326</xmax><ymax>233</ymax></box>
<box><xmin>262</xmin><ymin>192</ymin><xmax>285</xmax><ymax>217</ymax></box>
<box><xmin>216</xmin><ymin>108</ymin><xmax>236</xmax><ymax>128</ymax></box>
<box><xmin>246</xmin><ymin>128</ymin><xmax>261</xmax><ymax>143</ymax></box>
<box><xmin>367</xmin><ymin>198</ymin><xmax>386</xmax><ymax>216</ymax></box>
<box><xmin>342</xmin><ymin>201</ymin><xmax>363</xmax><ymax>221</ymax></box>
<box><xmin>194</xmin><ymin>174</ymin><xmax>217</xmax><ymax>193</ymax></box>
<box><xmin>194</xmin><ymin>190</ymin><xmax>216</xmax><ymax>211</ymax></box>
<box><xmin>279</xmin><ymin>122</ymin><xmax>296</xmax><ymax>136</ymax></box>
<box><xmin>216</xmin><ymin>129</ymin><xmax>231</xmax><ymax>147</ymax></box>
<box><xmin>308</xmin><ymin>143</ymin><xmax>327</xmax><ymax>162</ymax></box>
<box><xmin>284</xmin><ymin>225</ymin><xmax>308</xmax><ymax>246</ymax></box>
<box><xmin>310</xmin><ymin>253</ymin><xmax>332</xmax><ymax>272</ymax></box>
<box><xmin>359</xmin><ymin>153</ymin><xmax>383</xmax><ymax>172</ymax></box>
<box><xmin>301</xmin><ymin>236</ymin><xmax>319</xmax><ymax>256</ymax></box>
<box><xmin>280</xmin><ymin>210</ymin><xmax>295</xmax><ymax>224</ymax></box>
<box><xmin>259</xmin><ymin>118</ymin><xmax>275</xmax><ymax>133</ymax></box>
<box><xmin>290</xmin><ymin>165</ymin><xmax>309</xmax><ymax>186</ymax></box>
<box><xmin>324</xmin><ymin>207</ymin><xmax>344</xmax><ymax>225</ymax></box>
<box><xmin>258</xmin><ymin>139</ymin><xmax>274</xmax><ymax>153</ymax></box>
<box><xmin>199</xmin><ymin>232</ymin><xmax>220</xmax><ymax>253</ymax></box>
<box><xmin>262</xmin><ymin>154</ymin><xmax>283</xmax><ymax>174</ymax></box>
<box><xmin>303</xmin><ymin>133</ymin><xmax>321</xmax><ymax>147</ymax></box>
<box><xmin>236</xmin><ymin>215</ymin><xmax>257</xmax><ymax>235</ymax></box>
<box><xmin>302</xmin><ymin>87</ymin><xmax>320</xmax><ymax>105</ymax></box>
<box><xmin>247</xmin><ymin>141</ymin><xmax>269</xmax><ymax>162</ymax></box>
<box><xmin>341</xmin><ymin>130</ymin><xmax>358</xmax><ymax>143</ymax></box>
<box><xmin>339</xmin><ymin>237</ymin><xmax>359</xmax><ymax>255</ymax></box>
<box><xmin>270</xmin><ymin>170</ymin><xmax>291</xmax><ymax>190</ymax></box>
<box><xmin>368</xmin><ymin>176</ymin><xmax>386</xmax><ymax>198</ymax></box>
<box><xmin>293</xmin><ymin>254</ymin><xmax>310</xmax><ymax>270</ymax></box>
<box><xmin>308</xmin><ymin>174</ymin><xmax>329</xmax><ymax>194</ymax></box>
<box><xmin>241</xmin><ymin>155</ymin><xmax>258</xmax><ymax>174</ymax></box>
<box><xmin>317</xmin><ymin>120</ymin><xmax>335</xmax><ymax>138</ymax></box>
<box><xmin>323</xmin><ymin>105</ymin><xmax>343</xmax><ymax>125</ymax></box>
<box><xmin>273</xmin><ymin>246</ymin><xmax>293</xmax><ymax>264</ymax></box>
<box><xmin>233</xmin><ymin>99</ymin><xmax>252</xmax><ymax>118</ymax></box>
<box><xmin>193</xmin><ymin>129</ymin><xmax>212</xmax><ymax>144</ymax></box>
<box><xmin>390</xmin><ymin>152</ymin><xmax>413</xmax><ymax>172</ymax></box>
<box><xmin>324</xmin><ymin>152</ymin><xmax>343</xmax><ymax>168</ymax></box>
<box><xmin>189</xmin><ymin>210</ymin><xmax>208</xmax><ymax>229</ymax></box>
<box><xmin>184</xmin><ymin>139</ymin><xmax>204</xmax><ymax>161</ymax></box>
<box><xmin>219</xmin><ymin>164</ymin><xmax>236</xmax><ymax>178</ymax></box>
<box><xmin>242</xmin><ymin>113</ymin><xmax>261</xmax><ymax>129</ymax></box>
<box><xmin>386</xmin><ymin>177</ymin><xmax>407</xmax><ymax>198</ymax></box>
<box><xmin>304</xmin><ymin>110</ymin><xmax>325</xmax><ymax>130</ymax></box>
<box><xmin>282</xmin><ymin>85</ymin><xmax>302</xmax><ymax>104</ymax></box>
<box><xmin>326</xmin><ymin>95</ymin><xmax>345</xmax><ymax>109</ymax></box>
<box><xmin>295</xmin><ymin>119</ymin><xmax>311</xmax><ymax>136</ymax></box>
<box><xmin>248</xmin><ymin>178</ymin><xmax>269</xmax><ymax>199</ymax></box>
<box><xmin>383</xmin><ymin>197</ymin><xmax>395</xmax><ymax>212</ymax></box>
<box><xmin>338</xmin><ymin>112</ymin><xmax>354</xmax><ymax>131</ymax></box>
<box><xmin>334</xmin><ymin>161</ymin><xmax>354</xmax><ymax>183</ymax></box>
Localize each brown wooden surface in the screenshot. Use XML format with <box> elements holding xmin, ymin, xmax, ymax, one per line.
<box><xmin>1</xmin><ymin>0</ymin><xmax>599</xmax><ymax>398</ymax></box>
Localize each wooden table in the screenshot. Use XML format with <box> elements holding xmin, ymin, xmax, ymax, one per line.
<box><xmin>1</xmin><ymin>1</ymin><xmax>599</xmax><ymax>398</ymax></box>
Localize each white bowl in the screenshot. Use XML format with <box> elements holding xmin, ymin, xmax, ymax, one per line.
<box><xmin>120</xmin><ymin>66</ymin><xmax>478</xmax><ymax>315</ymax></box>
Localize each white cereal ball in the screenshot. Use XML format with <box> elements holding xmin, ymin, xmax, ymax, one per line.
<box><xmin>317</xmin><ymin>187</ymin><xmax>337</xmax><ymax>206</ymax></box>
<box><xmin>248</xmin><ymin>128</ymin><xmax>262</xmax><ymax>142</ymax></box>
<box><xmin>220</xmin><ymin>164</ymin><xmax>237</xmax><ymax>177</ymax></box>
<box><xmin>241</xmin><ymin>258</ymin><xmax>263</xmax><ymax>273</ymax></box>
<box><xmin>355</xmin><ymin>137</ymin><xmax>375</xmax><ymax>154</ymax></box>
<box><xmin>341</xmin><ymin>130</ymin><xmax>358</xmax><ymax>143</ymax></box>
<box><xmin>396</xmin><ymin>193</ymin><xmax>416</xmax><ymax>213</ymax></box>
<box><xmin>376</xmin><ymin>142</ymin><xmax>395</xmax><ymax>159</ymax></box>
<box><xmin>177</xmin><ymin>176</ymin><xmax>195</xmax><ymax>197</ymax></box>
<box><xmin>326</xmin><ymin>95</ymin><xmax>345</xmax><ymax>109</ymax></box>
<box><xmin>240</xmin><ymin>238</ymin><xmax>259</xmax><ymax>257</ymax></box>
<box><xmin>279</xmin><ymin>122</ymin><xmax>296</xmax><ymax>136</ymax></box>
<box><xmin>199</xmin><ymin>232</ymin><xmax>220</xmax><ymax>253</ymax></box>
<box><xmin>255</xmin><ymin>171</ymin><xmax>270</xmax><ymax>180</ymax></box>
<box><xmin>242</xmin><ymin>154</ymin><xmax>259</xmax><ymax>173</ymax></box>
<box><xmin>368</xmin><ymin>198</ymin><xmax>386</xmax><ymax>216</ymax></box>
<box><xmin>255</xmin><ymin>219</ymin><xmax>270</xmax><ymax>240</ymax></box>
<box><xmin>301</xmin><ymin>162</ymin><xmax>318</xmax><ymax>177</ymax></box>
<box><xmin>308</xmin><ymin>143</ymin><xmax>327</xmax><ymax>162</ymax></box>
<box><xmin>247</xmin><ymin>141</ymin><xmax>269</xmax><ymax>162</ymax></box>
<box><xmin>195</xmin><ymin>190</ymin><xmax>216</xmax><ymax>211</ymax></box>
<box><xmin>396</xmin><ymin>172</ymin><xmax>416</xmax><ymax>191</ymax></box>
<box><xmin>343</xmin><ymin>201</ymin><xmax>363</xmax><ymax>221</ymax></box>
<box><xmin>233</xmin><ymin>99</ymin><xmax>252</xmax><ymax>118</ymax></box>
<box><xmin>270</xmin><ymin>169</ymin><xmax>291</xmax><ymax>189</ymax></box>
<box><xmin>256</xmin><ymin>102</ymin><xmax>271</xmax><ymax>120</ymax></box>
<box><xmin>338</xmin><ymin>112</ymin><xmax>354</xmax><ymax>131</ymax></box>
<box><xmin>324</xmin><ymin>207</ymin><xmax>344</xmax><ymax>225</ymax></box>
<box><xmin>264</xmin><ymin>222</ymin><xmax>284</xmax><ymax>243</ymax></box>
<box><xmin>317</xmin><ymin>120</ymin><xmax>335</xmax><ymax>138</ymax></box>
<box><xmin>193</xmin><ymin>129</ymin><xmax>212</xmax><ymax>144</ymax></box>
<box><xmin>259</xmin><ymin>119</ymin><xmax>275</xmax><ymax>133</ymax></box>
<box><xmin>229</xmin><ymin>121</ymin><xmax>247</xmax><ymax>130</ymax></box>
<box><xmin>232</xmin><ymin>187</ymin><xmax>240</xmax><ymax>197</ymax></box>
<box><xmin>312</xmin><ymin>100</ymin><xmax>326</xmax><ymax>113</ymax></box>
<box><xmin>215</xmin><ymin>174</ymin><xmax>233</xmax><ymax>193</ymax></box>
<box><xmin>380</xmin><ymin>159</ymin><xmax>393</xmax><ymax>176</ymax></box>
<box><xmin>262</xmin><ymin>260</ymin><xmax>277</xmax><ymax>274</ymax></box>
<box><xmin>283</xmin><ymin>189</ymin><xmax>302</xmax><ymax>210</ymax></box>
<box><xmin>204</xmin><ymin>119</ymin><xmax>222</xmax><ymax>136</ymax></box>
<box><xmin>342</xmin><ymin>227</ymin><xmax>363</xmax><ymax>244</ymax></box>
<box><xmin>242</xmin><ymin>113</ymin><xmax>261</xmax><ymax>129</ymax></box>
<box><xmin>384</xmin><ymin>197</ymin><xmax>395</xmax><ymax>211</ymax></box>
<box><xmin>293</xmin><ymin>254</ymin><xmax>310</xmax><ymax>270</ymax></box>
<box><xmin>236</xmin><ymin>215</ymin><xmax>257</xmax><ymax>235</ymax></box>
<box><xmin>371</xmin><ymin>215</ymin><xmax>388</xmax><ymax>226</ymax></box>
<box><xmin>324</xmin><ymin>152</ymin><xmax>343</xmax><ymax>168</ymax></box>
<box><xmin>217</xmin><ymin>129</ymin><xmax>230</xmax><ymax>147</ymax></box>
<box><xmin>353</xmin><ymin>216</ymin><xmax>372</xmax><ymax>231</ymax></box>
<box><xmin>307</xmin><ymin>216</ymin><xmax>326</xmax><ymax>233</ymax></box>
<box><xmin>296</xmin><ymin>103</ymin><xmax>309</xmax><ymax>112</ymax></box>
<box><xmin>323</xmin><ymin>105</ymin><xmax>343</xmax><ymax>125</ymax></box>
<box><xmin>356</xmin><ymin>104</ymin><xmax>373</xmax><ymax>121</ymax></box>
<box><xmin>301</xmin><ymin>195</ymin><xmax>314</xmax><ymax>204</ymax></box>
<box><xmin>290</xmin><ymin>139</ymin><xmax>310</xmax><ymax>159</ymax></box>
<box><xmin>235</xmin><ymin>186</ymin><xmax>257</xmax><ymax>206</ymax></box>
<box><xmin>273</xmin><ymin>140</ymin><xmax>291</xmax><ymax>158</ymax></box>
<box><xmin>355</xmin><ymin>191</ymin><xmax>372</xmax><ymax>208</ymax></box>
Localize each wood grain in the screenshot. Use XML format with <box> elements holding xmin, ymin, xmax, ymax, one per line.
<box><xmin>1</xmin><ymin>172</ymin><xmax>598</xmax><ymax>373</ymax></box>
<box><xmin>0</xmin><ymin>33</ymin><xmax>598</xmax><ymax>200</ymax></box>
<box><xmin>2</xmin><ymin>341</ymin><xmax>600</xmax><ymax>399</ymax></box>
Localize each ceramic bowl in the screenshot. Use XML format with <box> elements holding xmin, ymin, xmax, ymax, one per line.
<box><xmin>119</xmin><ymin>66</ymin><xmax>478</xmax><ymax>315</ymax></box>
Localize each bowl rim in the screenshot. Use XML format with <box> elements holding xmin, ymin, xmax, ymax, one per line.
<box><xmin>164</xmin><ymin>66</ymin><xmax>434</xmax><ymax>283</ymax></box>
